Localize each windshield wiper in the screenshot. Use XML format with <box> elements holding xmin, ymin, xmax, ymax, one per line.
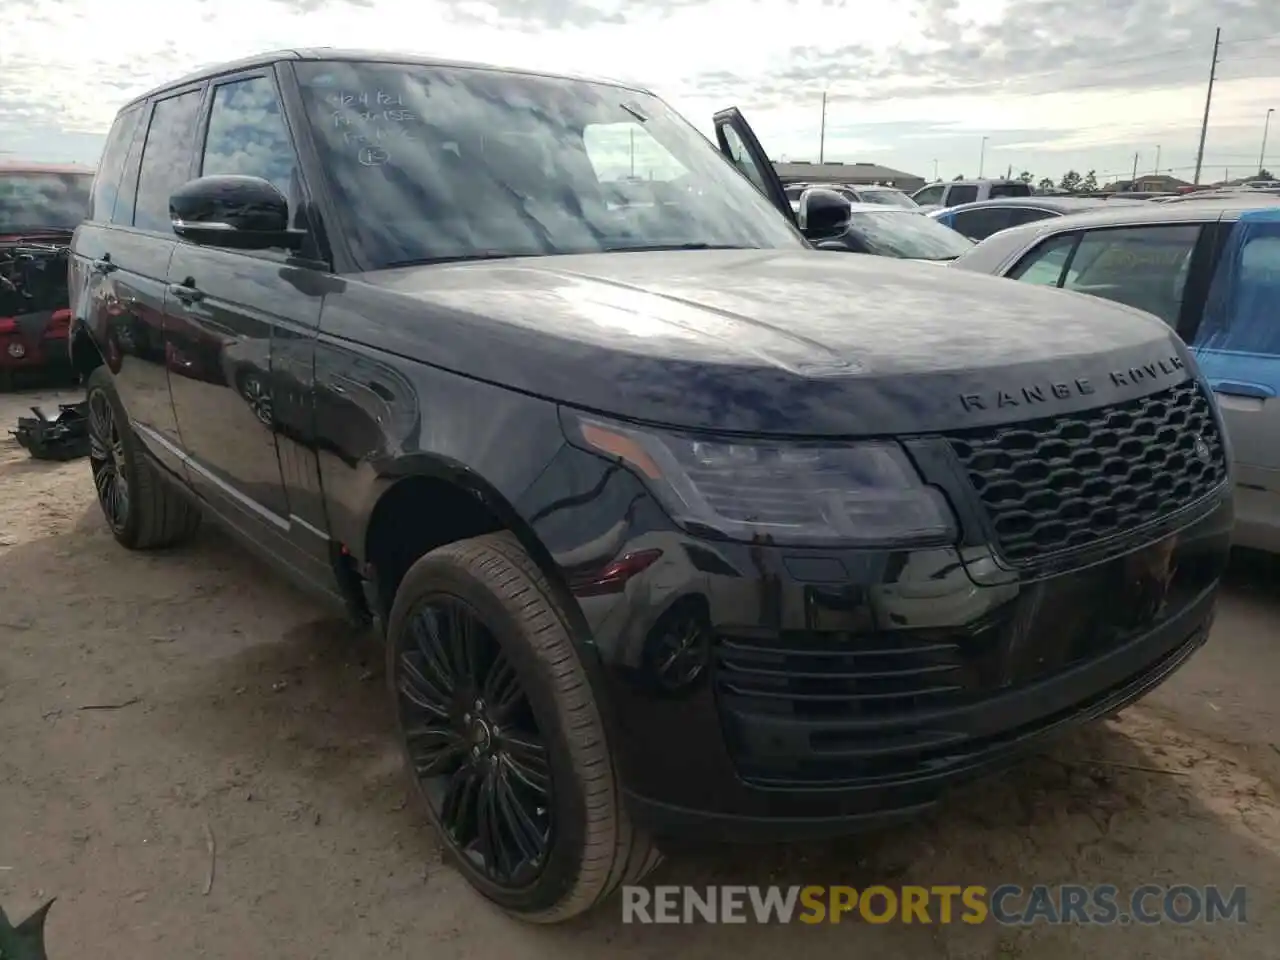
<box><xmin>599</xmin><ymin>242</ymin><xmax>755</xmax><ymax>253</ymax></box>
<box><xmin>381</xmin><ymin>252</ymin><xmax>534</xmax><ymax>268</ymax></box>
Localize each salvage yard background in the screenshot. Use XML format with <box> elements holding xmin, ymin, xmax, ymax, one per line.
<box><xmin>1</xmin><ymin>385</ymin><xmax>1277</xmax><ymax>959</ymax></box>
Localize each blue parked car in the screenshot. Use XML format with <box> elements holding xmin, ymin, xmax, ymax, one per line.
<box><xmin>950</xmin><ymin>199</ymin><xmax>1280</xmax><ymax>553</ymax></box>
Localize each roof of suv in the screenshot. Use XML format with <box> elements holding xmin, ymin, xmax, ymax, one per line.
<box><xmin>951</xmin><ymin>197</ymin><xmax>1280</xmax><ymax>273</ymax></box>
<box><xmin>125</xmin><ymin>48</ymin><xmax>649</xmax><ymax>109</ymax></box>
<box><xmin>0</xmin><ymin>161</ymin><xmax>94</xmax><ymax>175</ymax></box>
<box><xmin>937</xmin><ymin>196</ymin><xmax>1112</xmax><ymax>215</ymax></box>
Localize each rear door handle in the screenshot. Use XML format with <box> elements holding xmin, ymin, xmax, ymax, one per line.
<box><xmin>1212</xmin><ymin>380</ymin><xmax>1274</xmax><ymax>399</ymax></box>
<box><xmin>92</xmin><ymin>256</ymin><xmax>117</xmax><ymax>275</ymax></box>
<box><xmin>167</xmin><ymin>282</ymin><xmax>205</xmax><ymax>305</ymax></box>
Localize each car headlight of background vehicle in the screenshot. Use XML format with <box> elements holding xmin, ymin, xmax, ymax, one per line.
<box><xmin>563</xmin><ymin>411</ymin><xmax>957</xmax><ymax>547</ymax></box>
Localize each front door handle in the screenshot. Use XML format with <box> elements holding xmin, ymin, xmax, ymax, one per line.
<box><xmin>167</xmin><ymin>281</ymin><xmax>205</xmax><ymax>305</ymax></box>
<box><xmin>91</xmin><ymin>255</ymin><xmax>117</xmax><ymax>275</ymax></box>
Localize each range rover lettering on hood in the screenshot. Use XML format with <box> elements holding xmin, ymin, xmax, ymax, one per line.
<box><xmin>959</xmin><ymin>354</ymin><xmax>1185</xmax><ymax>413</ymax></box>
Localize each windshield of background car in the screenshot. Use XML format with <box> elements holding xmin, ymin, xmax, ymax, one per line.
<box><xmin>294</xmin><ymin>62</ymin><xmax>806</xmax><ymax>267</ymax></box>
<box><xmin>847</xmin><ymin>210</ymin><xmax>975</xmax><ymax>259</ymax></box>
<box><xmin>0</xmin><ymin>171</ymin><xmax>92</xmax><ymax>231</ymax></box>
<box><xmin>858</xmin><ymin>189</ymin><xmax>918</xmax><ymax>209</ymax></box>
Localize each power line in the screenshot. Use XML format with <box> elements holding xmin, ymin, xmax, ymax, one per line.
<box><xmin>820</xmin><ymin>52</ymin><xmax>1271</xmax><ymax>105</ymax></box>
<box><xmin>1218</xmin><ymin>32</ymin><xmax>1280</xmax><ymax>47</ymax></box>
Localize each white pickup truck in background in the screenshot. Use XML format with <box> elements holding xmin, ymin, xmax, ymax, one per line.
<box><xmin>910</xmin><ymin>178</ymin><xmax>1033</xmax><ymax>212</ymax></box>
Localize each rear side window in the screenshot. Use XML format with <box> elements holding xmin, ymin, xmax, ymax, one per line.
<box><xmin>1061</xmin><ymin>225</ymin><xmax>1201</xmax><ymax>326</ymax></box>
<box><xmin>989</xmin><ymin>182</ymin><xmax>1032</xmax><ymax>199</ymax></box>
<box><xmin>951</xmin><ymin>207</ymin><xmax>1015</xmax><ymax>241</ymax></box>
<box><xmin>1007</xmin><ymin>207</ymin><xmax>1056</xmax><ymax>228</ymax></box>
<box><xmin>947</xmin><ymin>184</ymin><xmax>979</xmax><ymax>205</ymax></box>
<box><xmin>133</xmin><ymin>89</ymin><xmax>203</xmax><ymax>233</ymax></box>
<box><xmin>89</xmin><ymin>105</ymin><xmax>143</xmax><ymax>223</ymax></box>
<box><xmin>1009</xmin><ymin>233</ymin><xmax>1078</xmax><ymax>286</ymax></box>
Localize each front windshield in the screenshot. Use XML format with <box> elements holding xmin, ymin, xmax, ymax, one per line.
<box><xmin>294</xmin><ymin>62</ymin><xmax>805</xmax><ymax>268</ymax></box>
<box><xmin>0</xmin><ymin>172</ymin><xmax>92</xmax><ymax>231</ymax></box>
<box><xmin>848</xmin><ymin>210</ymin><xmax>975</xmax><ymax>260</ymax></box>
<box><xmin>858</xmin><ymin>189</ymin><xmax>918</xmax><ymax>210</ymax></box>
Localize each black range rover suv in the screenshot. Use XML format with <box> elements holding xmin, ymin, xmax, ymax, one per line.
<box><xmin>69</xmin><ymin>48</ymin><xmax>1233</xmax><ymax>921</ymax></box>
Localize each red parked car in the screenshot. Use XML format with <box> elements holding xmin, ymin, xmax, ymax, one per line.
<box><xmin>0</xmin><ymin>161</ymin><xmax>94</xmax><ymax>388</ymax></box>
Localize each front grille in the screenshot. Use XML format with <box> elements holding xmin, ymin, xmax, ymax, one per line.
<box><xmin>946</xmin><ymin>381</ymin><xmax>1227</xmax><ymax>564</ymax></box>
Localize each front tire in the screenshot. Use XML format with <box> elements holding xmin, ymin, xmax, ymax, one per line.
<box><xmin>386</xmin><ymin>532</ymin><xmax>660</xmax><ymax>922</ymax></box>
<box><xmin>85</xmin><ymin>366</ymin><xmax>200</xmax><ymax>550</ymax></box>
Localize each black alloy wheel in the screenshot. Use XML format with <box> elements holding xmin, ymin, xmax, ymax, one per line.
<box><xmin>83</xmin><ymin>366</ymin><xmax>201</xmax><ymax>550</ymax></box>
<box><xmin>396</xmin><ymin>595</ymin><xmax>552</xmax><ymax>887</ymax></box>
<box><xmin>88</xmin><ymin>386</ymin><xmax>130</xmax><ymax>532</ymax></box>
<box><xmin>386</xmin><ymin>533</ymin><xmax>661</xmax><ymax>921</ymax></box>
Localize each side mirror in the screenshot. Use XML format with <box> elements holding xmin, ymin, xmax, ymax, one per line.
<box><xmin>797</xmin><ymin>187</ymin><xmax>851</xmax><ymax>239</ymax></box>
<box><xmin>170</xmin><ymin>175</ymin><xmax>305</xmax><ymax>251</ymax></box>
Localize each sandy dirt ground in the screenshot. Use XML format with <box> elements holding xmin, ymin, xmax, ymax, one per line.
<box><xmin>1</xmin><ymin>383</ymin><xmax>1278</xmax><ymax>959</ymax></box>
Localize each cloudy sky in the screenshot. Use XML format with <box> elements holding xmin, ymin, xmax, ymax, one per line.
<box><xmin>3</xmin><ymin>0</ymin><xmax>1278</xmax><ymax>185</ymax></box>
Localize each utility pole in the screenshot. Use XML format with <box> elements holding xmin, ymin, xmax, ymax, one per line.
<box><xmin>978</xmin><ymin>136</ymin><xmax>988</xmax><ymax>177</ymax></box>
<box><xmin>1006</xmin><ymin>163</ymin><xmax>1012</xmax><ymax>179</ymax></box>
<box><xmin>1154</xmin><ymin>145</ymin><xmax>1161</xmax><ymax>174</ymax></box>
<box><xmin>1193</xmin><ymin>27</ymin><xmax>1221</xmax><ymax>186</ymax></box>
<box><xmin>1132</xmin><ymin>152</ymin><xmax>1139</xmax><ymax>182</ymax></box>
<box><xmin>1260</xmin><ymin>108</ymin><xmax>1274</xmax><ymax>175</ymax></box>
<box><xmin>932</xmin><ymin>158</ymin><xmax>939</xmax><ymax>180</ymax></box>
<box><xmin>818</xmin><ymin>91</ymin><xmax>827</xmax><ymax>164</ymax></box>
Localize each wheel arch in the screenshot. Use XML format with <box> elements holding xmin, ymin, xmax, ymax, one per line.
<box><xmin>357</xmin><ymin>452</ymin><xmax>576</xmax><ymax>630</ymax></box>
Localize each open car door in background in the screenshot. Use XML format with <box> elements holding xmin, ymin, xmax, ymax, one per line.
<box><xmin>712</xmin><ymin>108</ymin><xmax>796</xmax><ymax>224</ymax></box>
<box><xmin>1190</xmin><ymin>210</ymin><xmax>1280</xmax><ymax>551</ymax></box>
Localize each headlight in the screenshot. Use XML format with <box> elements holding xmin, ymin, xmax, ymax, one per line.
<box><xmin>563</xmin><ymin>411</ymin><xmax>957</xmax><ymax>547</ymax></box>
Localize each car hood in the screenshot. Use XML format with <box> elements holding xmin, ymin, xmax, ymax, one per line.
<box><xmin>349</xmin><ymin>249</ymin><xmax>1197</xmax><ymax>436</ymax></box>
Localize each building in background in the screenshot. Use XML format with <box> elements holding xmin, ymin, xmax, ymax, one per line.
<box><xmin>1102</xmin><ymin>173</ymin><xmax>1194</xmax><ymax>193</ymax></box>
<box><xmin>773</xmin><ymin>160</ymin><xmax>925</xmax><ymax>193</ymax></box>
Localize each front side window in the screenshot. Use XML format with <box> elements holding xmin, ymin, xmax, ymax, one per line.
<box><xmin>1060</xmin><ymin>224</ymin><xmax>1201</xmax><ymax>326</ymax></box>
<box><xmin>716</xmin><ymin>123</ymin><xmax>774</xmax><ymax>199</ymax></box>
<box><xmin>1197</xmin><ymin>222</ymin><xmax>1280</xmax><ymax>356</ymax></box>
<box><xmin>0</xmin><ymin>171</ymin><xmax>93</xmax><ymax>232</ymax></box>
<box><xmin>845</xmin><ymin>210</ymin><xmax>975</xmax><ymax>260</ymax></box>
<box><xmin>294</xmin><ymin>62</ymin><xmax>802</xmax><ymax>268</ymax></box>
<box><xmin>913</xmin><ymin>184</ymin><xmax>945</xmax><ymax>205</ymax></box>
<box><xmin>201</xmin><ymin>76</ymin><xmax>298</xmax><ymax>200</ymax></box>
<box><xmin>133</xmin><ymin>89</ymin><xmax>203</xmax><ymax>232</ymax></box>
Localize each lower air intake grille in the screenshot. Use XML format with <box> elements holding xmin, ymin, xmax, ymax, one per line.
<box><xmin>946</xmin><ymin>381</ymin><xmax>1227</xmax><ymax>564</ymax></box>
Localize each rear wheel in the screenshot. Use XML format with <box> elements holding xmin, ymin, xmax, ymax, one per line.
<box><xmin>85</xmin><ymin>367</ymin><xmax>200</xmax><ymax>549</ymax></box>
<box><xmin>386</xmin><ymin>532</ymin><xmax>660</xmax><ymax>921</ymax></box>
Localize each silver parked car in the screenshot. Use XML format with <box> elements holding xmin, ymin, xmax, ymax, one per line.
<box><xmin>951</xmin><ymin>199</ymin><xmax>1280</xmax><ymax>553</ymax></box>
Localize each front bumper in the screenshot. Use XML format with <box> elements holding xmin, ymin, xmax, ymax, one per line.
<box><xmin>520</xmin><ymin>443</ymin><xmax>1233</xmax><ymax>843</ymax></box>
